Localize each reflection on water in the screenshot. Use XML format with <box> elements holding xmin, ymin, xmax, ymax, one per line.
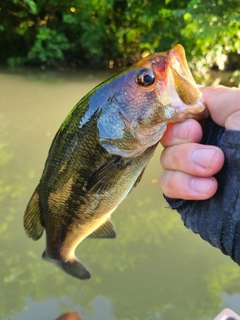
<box><xmin>0</xmin><ymin>69</ymin><xmax>240</xmax><ymax>320</ymax></box>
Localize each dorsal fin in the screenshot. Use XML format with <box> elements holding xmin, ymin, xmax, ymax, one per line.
<box><xmin>88</xmin><ymin>218</ymin><xmax>117</xmax><ymax>239</ymax></box>
<box><xmin>24</xmin><ymin>185</ymin><xmax>44</xmax><ymax>240</ymax></box>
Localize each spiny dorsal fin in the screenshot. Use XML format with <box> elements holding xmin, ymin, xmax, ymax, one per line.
<box><xmin>24</xmin><ymin>185</ymin><xmax>44</xmax><ymax>240</ymax></box>
<box><xmin>88</xmin><ymin>218</ymin><xmax>116</xmax><ymax>239</ymax></box>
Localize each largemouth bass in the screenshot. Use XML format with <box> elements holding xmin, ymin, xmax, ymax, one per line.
<box><xmin>24</xmin><ymin>44</ymin><xmax>206</xmax><ymax>280</ymax></box>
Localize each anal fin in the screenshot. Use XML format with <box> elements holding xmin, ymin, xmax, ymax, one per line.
<box><xmin>24</xmin><ymin>184</ymin><xmax>44</xmax><ymax>240</ymax></box>
<box><xmin>88</xmin><ymin>218</ymin><xmax>117</xmax><ymax>239</ymax></box>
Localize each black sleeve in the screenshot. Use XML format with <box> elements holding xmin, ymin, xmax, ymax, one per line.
<box><xmin>164</xmin><ymin>118</ymin><xmax>240</xmax><ymax>265</ymax></box>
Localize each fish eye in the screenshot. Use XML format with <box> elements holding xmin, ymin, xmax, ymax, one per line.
<box><xmin>136</xmin><ymin>68</ymin><xmax>155</xmax><ymax>87</ymax></box>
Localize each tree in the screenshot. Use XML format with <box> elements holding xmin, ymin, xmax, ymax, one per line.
<box><xmin>0</xmin><ymin>0</ymin><xmax>239</xmax><ymax>75</ymax></box>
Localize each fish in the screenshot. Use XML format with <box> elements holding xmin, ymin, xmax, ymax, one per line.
<box><xmin>24</xmin><ymin>44</ymin><xmax>206</xmax><ymax>280</ymax></box>
<box><xmin>55</xmin><ymin>312</ymin><xmax>82</xmax><ymax>320</ymax></box>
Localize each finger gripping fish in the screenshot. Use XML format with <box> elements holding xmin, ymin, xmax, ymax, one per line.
<box><xmin>24</xmin><ymin>44</ymin><xmax>206</xmax><ymax>280</ymax></box>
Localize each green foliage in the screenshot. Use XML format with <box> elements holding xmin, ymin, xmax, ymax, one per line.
<box><xmin>27</xmin><ymin>27</ymin><xmax>71</xmax><ymax>63</ymax></box>
<box><xmin>180</xmin><ymin>0</ymin><xmax>240</xmax><ymax>82</ymax></box>
<box><xmin>0</xmin><ymin>0</ymin><xmax>239</xmax><ymax>72</ymax></box>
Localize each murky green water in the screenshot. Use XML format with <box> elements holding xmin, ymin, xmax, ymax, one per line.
<box><xmin>1</xmin><ymin>69</ymin><xmax>240</xmax><ymax>320</ymax></box>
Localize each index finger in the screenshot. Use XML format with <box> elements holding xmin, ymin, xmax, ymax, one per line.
<box><xmin>161</xmin><ymin>119</ymin><xmax>203</xmax><ymax>147</ymax></box>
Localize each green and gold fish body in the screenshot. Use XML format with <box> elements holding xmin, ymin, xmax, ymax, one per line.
<box><xmin>24</xmin><ymin>45</ymin><xmax>206</xmax><ymax>279</ymax></box>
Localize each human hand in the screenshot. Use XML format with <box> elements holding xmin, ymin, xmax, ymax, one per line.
<box><xmin>159</xmin><ymin>86</ymin><xmax>240</xmax><ymax>200</ymax></box>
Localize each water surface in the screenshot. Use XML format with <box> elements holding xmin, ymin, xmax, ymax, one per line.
<box><xmin>1</xmin><ymin>69</ymin><xmax>240</xmax><ymax>320</ymax></box>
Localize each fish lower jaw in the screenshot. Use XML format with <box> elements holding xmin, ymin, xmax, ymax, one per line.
<box><xmin>170</xmin><ymin>98</ymin><xmax>207</xmax><ymax>122</ymax></box>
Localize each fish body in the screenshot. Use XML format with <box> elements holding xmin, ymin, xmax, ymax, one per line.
<box><xmin>24</xmin><ymin>44</ymin><xmax>206</xmax><ymax>279</ymax></box>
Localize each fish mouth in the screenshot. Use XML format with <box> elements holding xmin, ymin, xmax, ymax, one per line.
<box><xmin>169</xmin><ymin>45</ymin><xmax>201</xmax><ymax>105</ymax></box>
<box><xmin>167</xmin><ymin>45</ymin><xmax>207</xmax><ymax>120</ymax></box>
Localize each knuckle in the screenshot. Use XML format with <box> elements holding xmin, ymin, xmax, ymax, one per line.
<box><xmin>160</xmin><ymin>145</ymin><xmax>183</xmax><ymax>170</ymax></box>
<box><xmin>170</xmin><ymin>145</ymin><xmax>183</xmax><ymax>166</ymax></box>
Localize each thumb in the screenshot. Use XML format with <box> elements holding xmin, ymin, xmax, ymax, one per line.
<box><xmin>199</xmin><ymin>86</ymin><xmax>240</xmax><ymax>130</ymax></box>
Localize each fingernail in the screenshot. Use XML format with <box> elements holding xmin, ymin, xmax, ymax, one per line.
<box><xmin>191</xmin><ymin>177</ymin><xmax>214</xmax><ymax>194</ymax></box>
<box><xmin>192</xmin><ymin>149</ymin><xmax>216</xmax><ymax>168</ymax></box>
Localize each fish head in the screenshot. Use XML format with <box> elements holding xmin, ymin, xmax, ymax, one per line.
<box><xmin>98</xmin><ymin>45</ymin><xmax>207</xmax><ymax>157</ymax></box>
<box><xmin>129</xmin><ymin>44</ymin><xmax>206</xmax><ymax>124</ymax></box>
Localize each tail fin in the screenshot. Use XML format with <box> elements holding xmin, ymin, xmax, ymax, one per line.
<box><xmin>42</xmin><ymin>251</ymin><xmax>91</xmax><ymax>280</ymax></box>
<box><xmin>24</xmin><ymin>185</ymin><xmax>44</xmax><ymax>240</ymax></box>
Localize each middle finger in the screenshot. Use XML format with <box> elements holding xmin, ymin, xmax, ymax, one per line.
<box><xmin>160</xmin><ymin>143</ymin><xmax>224</xmax><ymax>177</ymax></box>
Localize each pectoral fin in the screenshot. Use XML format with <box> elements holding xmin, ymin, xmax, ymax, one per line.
<box><xmin>133</xmin><ymin>167</ymin><xmax>146</xmax><ymax>188</ymax></box>
<box><xmin>85</xmin><ymin>155</ymin><xmax>129</xmax><ymax>194</ymax></box>
<box><xmin>24</xmin><ymin>185</ymin><xmax>44</xmax><ymax>240</ymax></box>
<box><xmin>88</xmin><ymin>218</ymin><xmax>117</xmax><ymax>238</ymax></box>
<box><xmin>126</xmin><ymin>167</ymin><xmax>146</xmax><ymax>196</ymax></box>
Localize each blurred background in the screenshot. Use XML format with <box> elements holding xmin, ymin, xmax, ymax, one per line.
<box><xmin>0</xmin><ymin>0</ymin><xmax>239</xmax><ymax>85</ymax></box>
<box><xmin>0</xmin><ymin>1</ymin><xmax>240</xmax><ymax>320</ymax></box>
